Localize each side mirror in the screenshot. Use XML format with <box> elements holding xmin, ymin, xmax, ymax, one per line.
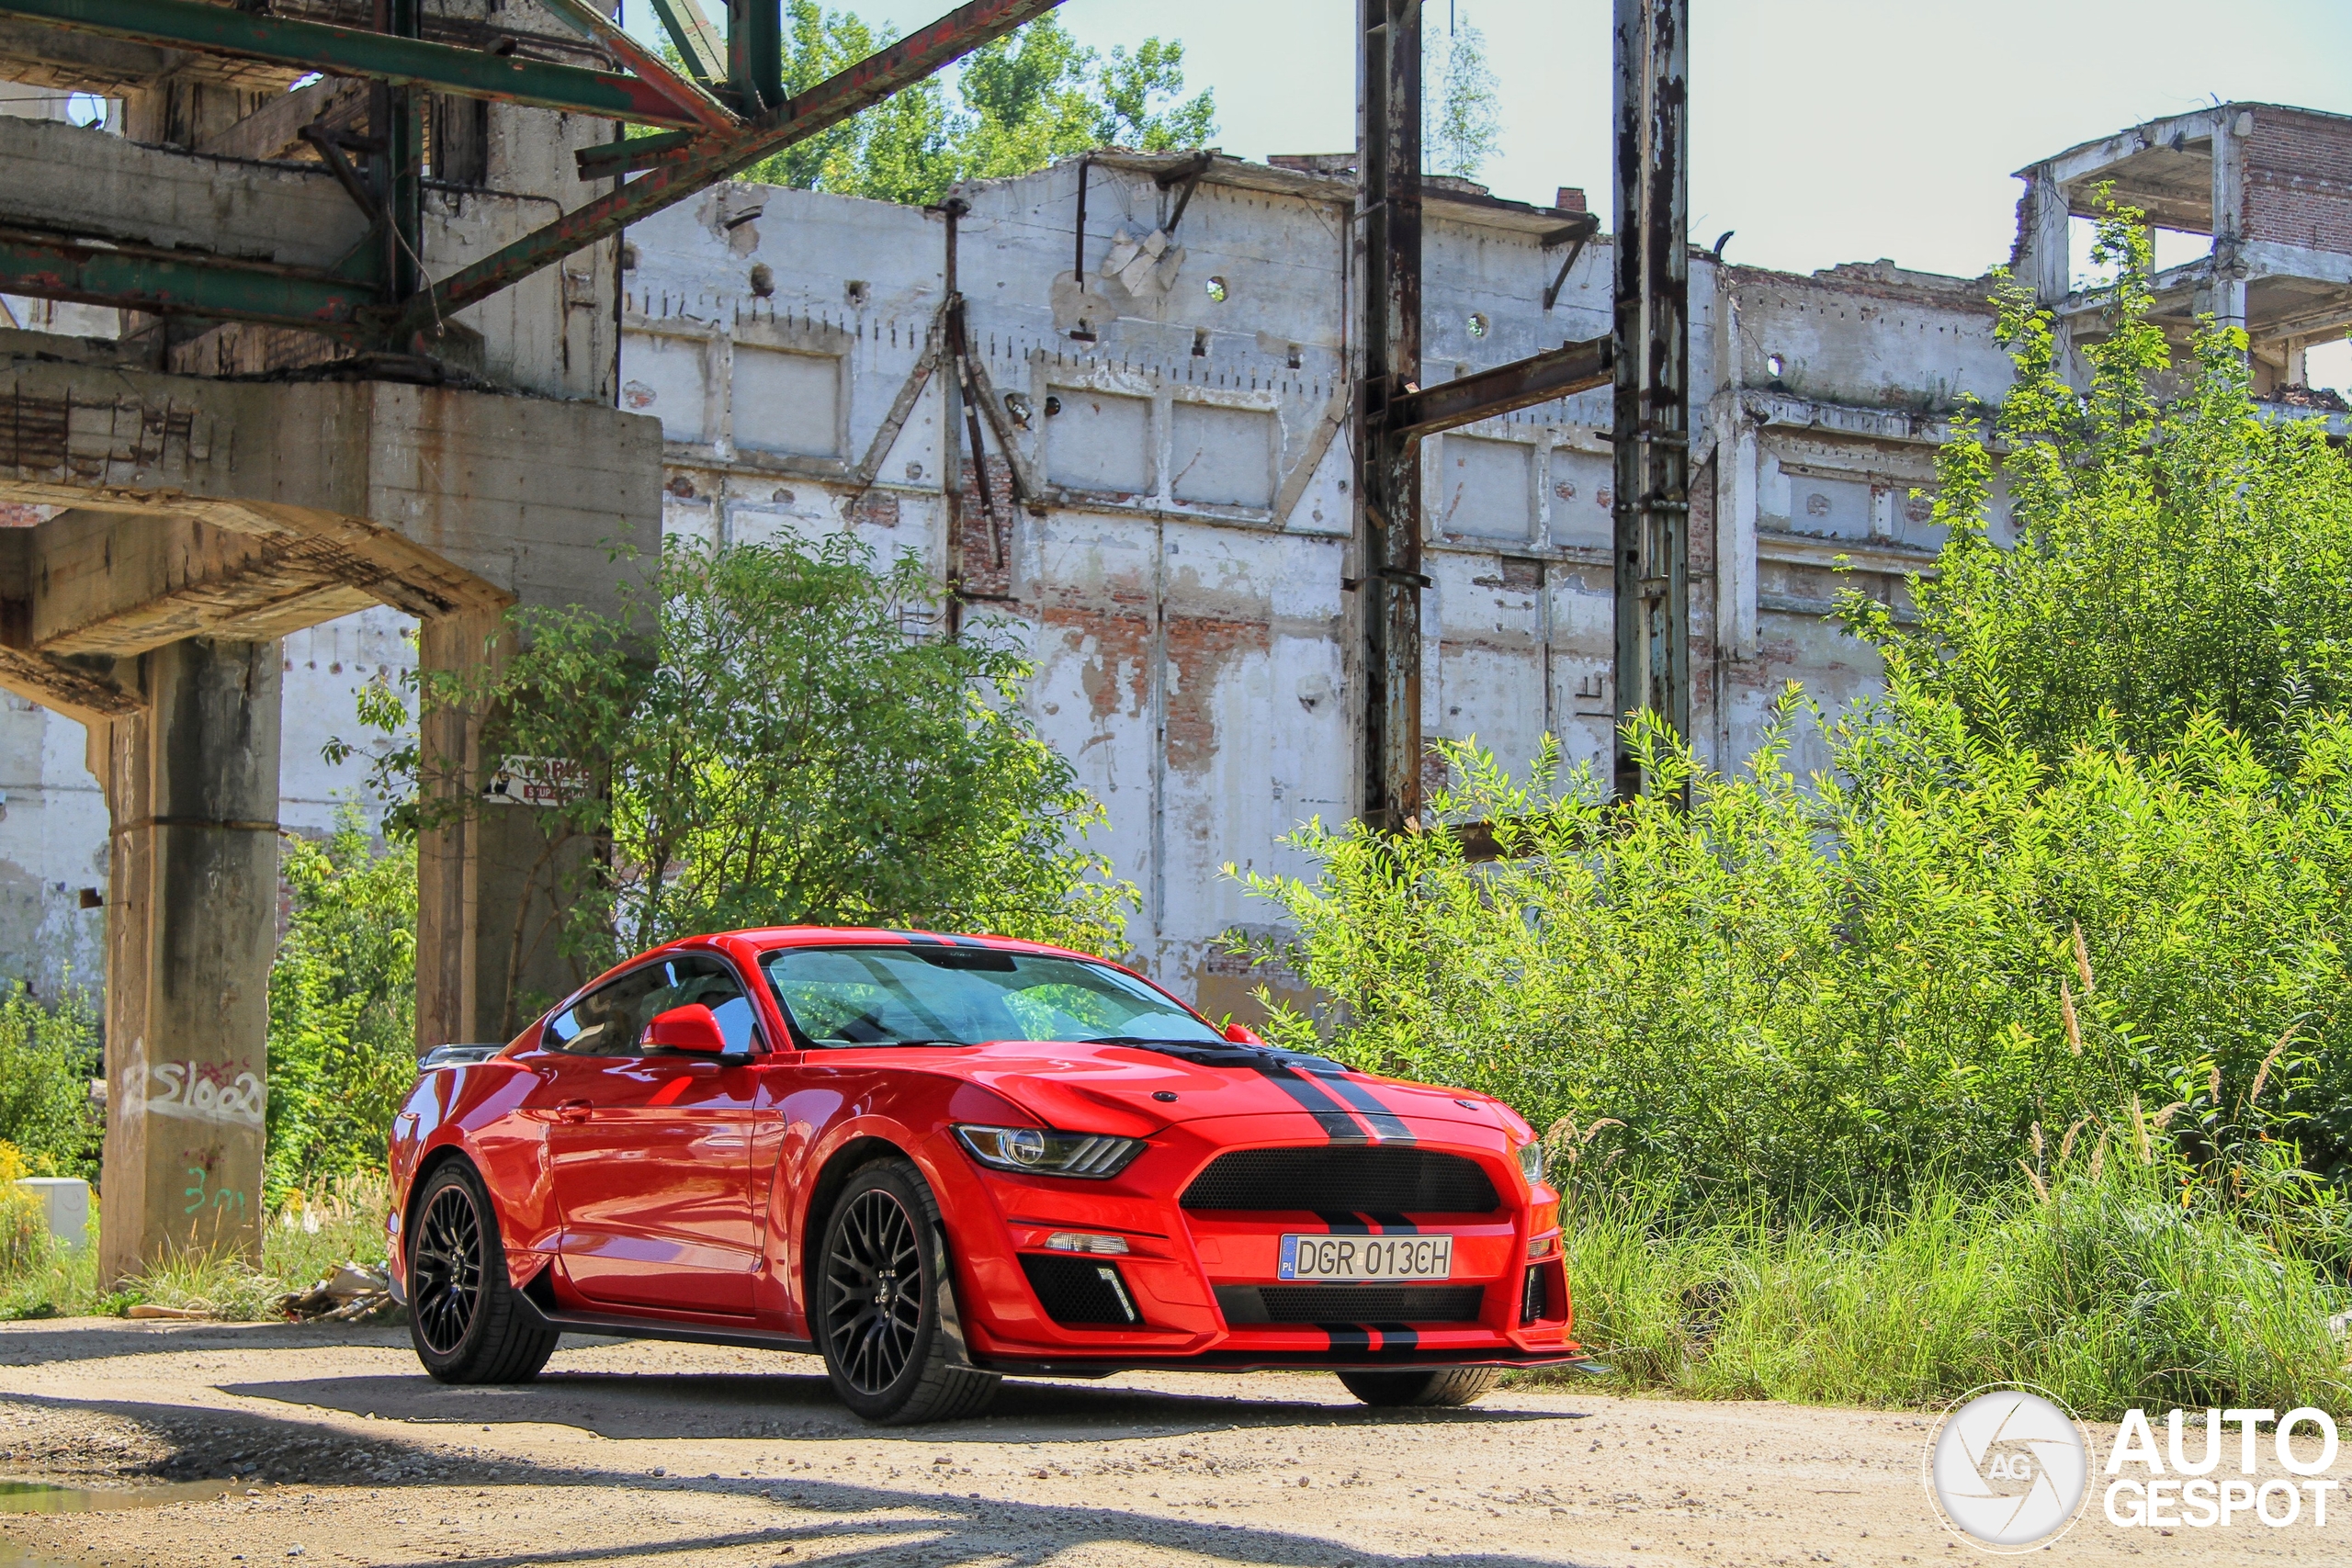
<box><xmin>644</xmin><ymin>1003</ymin><xmax>732</xmax><ymax>1056</ymax></box>
<box><xmin>1222</xmin><ymin>1021</ymin><xmax>1265</xmax><ymax>1045</ymax></box>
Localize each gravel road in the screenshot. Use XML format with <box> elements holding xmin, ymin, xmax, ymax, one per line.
<box><xmin>0</xmin><ymin>1317</ymin><xmax>2335</xmax><ymax>1567</ymax></box>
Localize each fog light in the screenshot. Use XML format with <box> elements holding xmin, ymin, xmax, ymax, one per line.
<box><xmin>1527</xmin><ymin>1231</ymin><xmax>1557</xmax><ymax>1258</ymax></box>
<box><xmin>1046</xmin><ymin>1232</ymin><xmax>1129</xmax><ymax>1255</ymax></box>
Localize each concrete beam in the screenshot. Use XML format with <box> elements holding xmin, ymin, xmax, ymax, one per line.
<box><xmin>0</xmin><ymin>358</ymin><xmax>658</xmax><ymax>616</ymax></box>
<box><xmin>0</xmin><ymin>114</ymin><xmax>368</xmax><ymax>271</ymax></box>
<box><xmin>194</xmin><ymin>76</ymin><xmax>366</xmax><ymax>164</ymax></box>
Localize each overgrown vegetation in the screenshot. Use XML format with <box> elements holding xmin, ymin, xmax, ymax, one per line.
<box><xmin>742</xmin><ymin>7</ymin><xmax>1214</xmax><ymax>204</ymax></box>
<box><xmin>0</xmin><ymin>985</ymin><xmax>100</xmax><ymax>1180</ymax></box>
<box><xmin>264</xmin><ymin>812</ymin><xmax>418</xmax><ymax>1207</ymax></box>
<box><xmin>1239</xmin><ymin>207</ymin><xmax>2352</xmax><ymax>1414</ymax></box>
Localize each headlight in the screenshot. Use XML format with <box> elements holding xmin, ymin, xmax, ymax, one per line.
<box><xmin>954</xmin><ymin>1124</ymin><xmax>1145</xmax><ymax>1179</ymax></box>
<box><xmin>1518</xmin><ymin>1140</ymin><xmax>1546</xmax><ymax>1190</ymax></box>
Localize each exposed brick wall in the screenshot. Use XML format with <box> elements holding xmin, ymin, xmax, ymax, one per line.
<box><xmin>2245</xmin><ymin>107</ymin><xmax>2352</xmax><ymax>254</ymax></box>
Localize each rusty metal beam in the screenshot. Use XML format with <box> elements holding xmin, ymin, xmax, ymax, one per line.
<box><xmin>0</xmin><ymin>0</ymin><xmax>709</xmax><ymax>127</ymax></box>
<box><xmin>1385</xmin><ymin>334</ymin><xmax>1612</xmax><ymax>438</ymax></box>
<box><xmin>0</xmin><ymin>229</ymin><xmax>378</xmax><ymax>336</ymax></box>
<box><xmin>1354</xmin><ymin>0</ymin><xmax>1423</xmax><ymax>833</ymax></box>
<box><xmin>1611</xmin><ymin>0</ymin><xmax>1690</xmax><ymax>799</ymax></box>
<box><xmin>395</xmin><ymin>0</ymin><xmax>1061</xmax><ymax>339</ymax></box>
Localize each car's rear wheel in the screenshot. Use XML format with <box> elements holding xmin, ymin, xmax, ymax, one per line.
<box><xmin>407</xmin><ymin>1161</ymin><xmax>558</xmax><ymax>1384</ymax></box>
<box><xmin>815</xmin><ymin>1158</ymin><xmax>1000</xmax><ymax>1425</ymax></box>
<box><xmin>1336</xmin><ymin>1366</ymin><xmax>1503</xmax><ymax>1408</ymax></box>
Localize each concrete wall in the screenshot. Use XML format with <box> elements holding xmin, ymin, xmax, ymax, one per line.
<box><xmin>0</xmin><ymin>151</ymin><xmax>2019</xmax><ymax>1014</ymax></box>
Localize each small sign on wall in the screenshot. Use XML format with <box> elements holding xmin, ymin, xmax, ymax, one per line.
<box><xmin>481</xmin><ymin>756</ymin><xmax>590</xmax><ymax>808</ymax></box>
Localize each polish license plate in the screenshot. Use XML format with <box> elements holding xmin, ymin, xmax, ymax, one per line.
<box><xmin>1278</xmin><ymin>1233</ymin><xmax>1453</xmax><ymax>1281</ymax></box>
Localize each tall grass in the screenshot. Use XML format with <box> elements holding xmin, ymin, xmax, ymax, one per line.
<box><xmin>1555</xmin><ymin>1154</ymin><xmax>2350</xmax><ymax>1418</ymax></box>
<box><xmin>0</xmin><ymin>1171</ymin><xmax>391</xmax><ymax>1323</ymax></box>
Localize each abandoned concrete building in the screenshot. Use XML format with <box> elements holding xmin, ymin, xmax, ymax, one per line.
<box><xmin>18</xmin><ymin>103</ymin><xmax>2352</xmax><ymax>1018</ymax></box>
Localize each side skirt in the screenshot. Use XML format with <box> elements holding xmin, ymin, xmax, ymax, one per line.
<box><xmin>514</xmin><ymin>1278</ymin><xmax>816</xmax><ymax>1357</ymax></box>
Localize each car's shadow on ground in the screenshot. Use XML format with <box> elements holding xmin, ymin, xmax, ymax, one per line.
<box><xmin>0</xmin><ymin>1385</ymin><xmax>1607</xmax><ymax>1568</ymax></box>
<box><xmin>223</xmin><ymin>1364</ymin><xmax>1585</xmax><ymax>1443</ymax></box>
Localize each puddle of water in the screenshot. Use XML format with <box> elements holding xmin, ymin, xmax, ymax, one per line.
<box><xmin>0</xmin><ymin>1478</ymin><xmax>257</xmax><ymax>1513</ymax></box>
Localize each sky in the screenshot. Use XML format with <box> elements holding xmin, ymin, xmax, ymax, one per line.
<box><xmin>621</xmin><ymin>0</ymin><xmax>2352</xmax><ymax>380</ymax></box>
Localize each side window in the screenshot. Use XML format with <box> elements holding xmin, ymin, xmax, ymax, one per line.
<box><xmin>639</xmin><ymin>955</ymin><xmax>762</xmax><ymax>1055</ymax></box>
<box><xmin>542</xmin><ymin>965</ymin><xmax>672</xmax><ymax>1057</ymax></box>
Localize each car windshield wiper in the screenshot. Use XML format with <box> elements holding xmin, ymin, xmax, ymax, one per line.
<box><xmin>820</xmin><ymin>1036</ymin><xmax>969</xmax><ymax>1048</ymax></box>
<box><xmin>1083</xmin><ymin>1033</ymin><xmax>1229</xmax><ymax>1047</ymax></box>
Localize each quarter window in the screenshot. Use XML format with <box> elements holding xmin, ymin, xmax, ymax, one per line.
<box><xmin>543</xmin><ymin>955</ymin><xmax>762</xmax><ymax>1056</ymax></box>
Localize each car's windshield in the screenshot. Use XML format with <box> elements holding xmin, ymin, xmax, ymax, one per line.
<box><xmin>760</xmin><ymin>944</ymin><xmax>1224</xmax><ymax>1048</ymax></box>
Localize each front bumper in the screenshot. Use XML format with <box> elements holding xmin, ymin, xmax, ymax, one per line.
<box><xmin>936</xmin><ymin>1123</ymin><xmax>1578</xmax><ymax>1368</ymax></box>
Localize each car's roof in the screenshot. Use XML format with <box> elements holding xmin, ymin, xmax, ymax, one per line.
<box><xmin>687</xmin><ymin>926</ymin><xmax>1101</xmax><ymax>963</ymax></box>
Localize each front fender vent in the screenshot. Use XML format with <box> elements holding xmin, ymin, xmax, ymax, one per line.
<box><xmin>1021</xmin><ymin>1254</ymin><xmax>1144</xmax><ymax>1326</ymax></box>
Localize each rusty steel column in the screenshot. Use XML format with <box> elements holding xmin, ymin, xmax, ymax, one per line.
<box><xmin>1611</xmin><ymin>0</ymin><xmax>1690</xmax><ymax>798</ymax></box>
<box><xmin>1355</xmin><ymin>0</ymin><xmax>1424</xmax><ymax>831</ymax></box>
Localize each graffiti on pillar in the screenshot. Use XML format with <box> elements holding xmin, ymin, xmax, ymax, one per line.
<box><xmin>182</xmin><ymin>1165</ymin><xmax>249</xmax><ymax>1218</ymax></box>
<box><xmin>119</xmin><ymin>1039</ymin><xmax>265</xmax><ymax>1127</ymax></box>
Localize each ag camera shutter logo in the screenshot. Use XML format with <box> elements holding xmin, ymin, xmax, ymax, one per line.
<box><xmin>1922</xmin><ymin>1384</ymin><xmax>2091</xmax><ymax>1551</ymax></box>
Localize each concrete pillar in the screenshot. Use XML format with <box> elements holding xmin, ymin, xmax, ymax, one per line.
<box><xmin>414</xmin><ymin>608</ymin><xmax>583</xmax><ymax>1053</ymax></box>
<box><xmin>92</xmin><ymin>637</ymin><xmax>281</xmax><ymax>1286</ymax></box>
<box><xmin>2212</xmin><ymin>110</ymin><xmax>2251</xmax><ymax>341</ymax></box>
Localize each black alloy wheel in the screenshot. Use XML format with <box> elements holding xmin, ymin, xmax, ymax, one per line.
<box><xmin>812</xmin><ymin>1158</ymin><xmax>1001</xmax><ymax>1424</ymax></box>
<box><xmin>405</xmin><ymin>1162</ymin><xmax>559</xmax><ymax>1384</ymax></box>
<box><xmin>411</xmin><ymin>1181</ymin><xmax>483</xmax><ymax>1356</ymax></box>
<box><xmin>823</xmin><ymin>1186</ymin><xmax>923</xmax><ymax>1394</ymax></box>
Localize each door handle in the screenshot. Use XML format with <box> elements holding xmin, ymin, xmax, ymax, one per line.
<box><xmin>555</xmin><ymin>1099</ymin><xmax>592</xmax><ymax>1124</ymax></box>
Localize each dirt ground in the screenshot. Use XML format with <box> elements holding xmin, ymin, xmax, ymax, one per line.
<box><xmin>0</xmin><ymin>1317</ymin><xmax>2338</xmax><ymax>1568</ymax></box>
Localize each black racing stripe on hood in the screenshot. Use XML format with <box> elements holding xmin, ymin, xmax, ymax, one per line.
<box><xmin>1361</xmin><ymin>1213</ymin><xmax>1419</xmax><ymax>1233</ymax></box>
<box><xmin>1305</xmin><ymin>1068</ymin><xmax>1415</xmax><ymax>1142</ymax></box>
<box><xmin>1315</xmin><ymin>1213</ymin><xmax>1374</xmax><ymax>1234</ymax></box>
<box><xmin>1255</xmin><ymin>1060</ymin><xmax>1373</xmax><ymax>1144</ymax></box>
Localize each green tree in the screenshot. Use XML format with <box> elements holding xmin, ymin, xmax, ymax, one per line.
<box><xmin>263</xmin><ymin>811</ymin><xmax>418</xmax><ymax>1203</ymax></box>
<box><xmin>345</xmin><ymin>534</ymin><xmax>1131</xmax><ymax>1008</ymax></box>
<box><xmin>741</xmin><ymin>7</ymin><xmax>1215</xmax><ymax>202</ymax></box>
<box><xmin>0</xmin><ymin>984</ymin><xmax>100</xmax><ymax>1180</ymax></box>
<box><xmin>1427</xmin><ymin>13</ymin><xmax>1501</xmax><ymax>181</ymax></box>
<box><xmin>1848</xmin><ymin>202</ymin><xmax>2352</xmax><ymax>762</ymax></box>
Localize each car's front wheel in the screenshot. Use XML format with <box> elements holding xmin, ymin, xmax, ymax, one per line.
<box><xmin>814</xmin><ymin>1157</ymin><xmax>1000</xmax><ymax>1424</ymax></box>
<box><xmin>1336</xmin><ymin>1366</ymin><xmax>1502</xmax><ymax>1407</ymax></box>
<box><xmin>407</xmin><ymin>1161</ymin><xmax>558</xmax><ymax>1384</ymax></box>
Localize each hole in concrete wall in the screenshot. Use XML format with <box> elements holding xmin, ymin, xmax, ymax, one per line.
<box><xmin>845</xmin><ymin>279</ymin><xmax>870</xmax><ymax>307</ymax></box>
<box><xmin>1044</xmin><ymin>395</ymin><xmax>1063</xmax><ymax>417</ymax></box>
<box><xmin>1003</xmin><ymin>392</ymin><xmax>1034</xmax><ymax>428</ymax></box>
<box><xmin>1192</xmin><ymin>330</ymin><xmax>1209</xmax><ymax>358</ymax></box>
<box><xmin>749</xmin><ymin>264</ymin><xmax>775</xmax><ymax>298</ymax></box>
<box><xmin>667</xmin><ymin>475</ymin><xmax>696</xmax><ymax>499</ymax></box>
<box><xmin>619</xmin><ymin>243</ymin><xmax>639</xmax><ymax>271</ymax></box>
<box><xmin>77</xmin><ymin>888</ymin><xmax>101</xmax><ymax>909</ymax></box>
<box><xmin>1286</xmin><ymin>344</ymin><xmax>1303</xmax><ymax>369</ymax></box>
<box><xmin>1204</xmin><ymin>276</ymin><xmax>1228</xmax><ymax>303</ymax></box>
<box><xmin>1767</xmin><ymin>353</ymin><xmax>1785</xmax><ymax>378</ymax></box>
<box><xmin>1467</xmin><ymin>312</ymin><xmax>1489</xmax><ymax>338</ymax></box>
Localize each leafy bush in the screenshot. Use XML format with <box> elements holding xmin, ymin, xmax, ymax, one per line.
<box><xmin>1233</xmin><ymin>697</ymin><xmax>2352</xmax><ymax>1224</ymax></box>
<box><xmin>264</xmin><ymin>812</ymin><xmax>417</xmax><ymax>1206</ymax></box>
<box><xmin>0</xmin><ymin>985</ymin><xmax>100</xmax><ymax>1179</ymax></box>
<box><xmin>1854</xmin><ymin>204</ymin><xmax>2352</xmax><ymax>762</ymax></box>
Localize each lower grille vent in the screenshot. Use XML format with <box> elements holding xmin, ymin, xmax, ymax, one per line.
<box><xmin>1216</xmin><ymin>1283</ymin><xmax>1487</xmax><ymax>1325</ymax></box>
<box><xmin>1021</xmin><ymin>1254</ymin><xmax>1143</xmax><ymax>1325</ymax></box>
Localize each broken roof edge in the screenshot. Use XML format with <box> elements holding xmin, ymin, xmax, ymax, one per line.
<box><xmin>2012</xmin><ymin>100</ymin><xmax>2352</xmax><ymax>181</ymax></box>
<box><xmin>948</xmin><ymin>148</ymin><xmax>1599</xmax><ymax>243</ymax></box>
<box><xmin>1723</xmin><ymin>258</ymin><xmax>2003</xmax><ymax>311</ymax></box>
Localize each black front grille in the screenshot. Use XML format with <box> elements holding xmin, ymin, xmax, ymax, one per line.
<box><xmin>1521</xmin><ymin>1264</ymin><xmax>1553</xmax><ymax>1325</ymax></box>
<box><xmin>1216</xmin><ymin>1283</ymin><xmax>1487</xmax><ymax>1325</ymax></box>
<box><xmin>1021</xmin><ymin>1254</ymin><xmax>1143</xmax><ymax>1325</ymax></box>
<box><xmin>1182</xmin><ymin>1146</ymin><xmax>1499</xmax><ymax>1213</ymax></box>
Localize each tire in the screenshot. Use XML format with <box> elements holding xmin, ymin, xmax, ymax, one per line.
<box><xmin>814</xmin><ymin>1157</ymin><xmax>1001</xmax><ymax>1425</ymax></box>
<box><xmin>1336</xmin><ymin>1366</ymin><xmax>1503</xmax><ymax>1408</ymax></box>
<box><xmin>407</xmin><ymin>1160</ymin><xmax>559</xmax><ymax>1385</ymax></box>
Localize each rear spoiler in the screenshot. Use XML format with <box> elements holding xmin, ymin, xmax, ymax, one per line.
<box><xmin>420</xmin><ymin>1043</ymin><xmax>506</xmax><ymax>1069</ymax></box>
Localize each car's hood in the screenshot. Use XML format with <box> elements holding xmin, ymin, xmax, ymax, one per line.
<box><xmin>933</xmin><ymin>1037</ymin><xmax>1523</xmax><ymax>1142</ymax></box>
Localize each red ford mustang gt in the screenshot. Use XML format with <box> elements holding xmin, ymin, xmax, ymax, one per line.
<box><xmin>387</xmin><ymin>927</ymin><xmax>1586</xmax><ymax>1423</ymax></box>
